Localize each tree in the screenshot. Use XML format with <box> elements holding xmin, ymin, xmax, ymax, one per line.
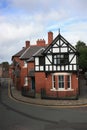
<box><xmin>79</xmin><ymin>47</ymin><xmax>87</xmax><ymax>71</ymax></box>
<box><xmin>75</xmin><ymin>40</ymin><xmax>86</xmax><ymax>50</ymax></box>
<box><xmin>75</xmin><ymin>41</ymin><xmax>87</xmax><ymax>71</ymax></box>
<box><xmin>2</xmin><ymin>62</ymin><xmax>9</xmax><ymax>71</ymax></box>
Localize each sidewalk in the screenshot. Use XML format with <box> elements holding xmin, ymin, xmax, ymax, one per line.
<box><xmin>10</xmin><ymin>86</ymin><xmax>87</xmax><ymax>107</ymax></box>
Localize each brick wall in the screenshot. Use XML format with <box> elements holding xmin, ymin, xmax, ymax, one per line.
<box><xmin>27</xmin><ymin>62</ymin><xmax>34</xmax><ymax>90</ymax></box>
<box><xmin>35</xmin><ymin>72</ymin><xmax>46</xmax><ymax>93</ymax></box>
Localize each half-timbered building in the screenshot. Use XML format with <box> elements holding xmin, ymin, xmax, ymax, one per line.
<box><xmin>34</xmin><ymin>32</ymin><xmax>79</xmax><ymax>99</ymax></box>
<box><xmin>11</xmin><ymin>31</ymin><xmax>79</xmax><ymax>99</ymax></box>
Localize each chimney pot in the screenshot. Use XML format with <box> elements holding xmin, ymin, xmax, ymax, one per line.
<box><xmin>37</xmin><ymin>39</ymin><xmax>45</xmax><ymax>46</ymax></box>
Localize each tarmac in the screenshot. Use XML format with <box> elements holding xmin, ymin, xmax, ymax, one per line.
<box><xmin>9</xmin><ymin>79</ymin><xmax>87</xmax><ymax>108</ymax></box>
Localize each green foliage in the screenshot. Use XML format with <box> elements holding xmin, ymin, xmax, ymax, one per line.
<box><xmin>2</xmin><ymin>62</ymin><xmax>9</xmax><ymax>71</ymax></box>
<box><xmin>75</xmin><ymin>41</ymin><xmax>87</xmax><ymax>71</ymax></box>
<box><xmin>79</xmin><ymin>47</ymin><xmax>87</xmax><ymax>70</ymax></box>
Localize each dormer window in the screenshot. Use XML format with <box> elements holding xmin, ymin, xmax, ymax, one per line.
<box><xmin>53</xmin><ymin>54</ymin><xmax>69</xmax><ymax>65</ymax></box>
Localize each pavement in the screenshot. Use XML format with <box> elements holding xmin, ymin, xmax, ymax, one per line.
<box><xmin>9</xmin><ymin>79</ymin><xmax>87</xmax><ymax>108</ymax></box>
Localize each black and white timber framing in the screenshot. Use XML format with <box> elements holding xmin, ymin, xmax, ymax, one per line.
<box><xmin>34</xmin><ymin>33</ymin><xmax>79</xmax><ymax>73</ymax></box>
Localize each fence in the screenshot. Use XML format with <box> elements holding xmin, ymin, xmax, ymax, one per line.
<box><xmin>41</xmin><ymin>88</ymin><xmax>78</xmax><ymax>100</ymax></box>
<box><xmin>21</xmin><ymin>87</ymin><xmax>35</xmax><ymax>98</ymax></box>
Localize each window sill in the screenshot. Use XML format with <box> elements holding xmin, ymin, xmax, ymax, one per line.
<box><xmin>23</xmin><ymin>66</ymin><xmax>27</xmax><ymax>68</ymax></box>
<box><xmin>50</xmin><ymin>88</ymin><xmax>74</xmax><ymax>91</ymax></box>
<box><xmin>50</xmin><ymin>88</ymin><xmax>56</xmax><ymax>91</ymax></box>
<box><xmin>24</xmin><ymin>84</ymin><xmax>28</xmax><ymax>86</ymax></box>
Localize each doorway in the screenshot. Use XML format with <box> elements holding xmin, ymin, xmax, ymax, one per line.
<box><xmin>31</xmin><ymin>77</ymin><xmax>35</xmax><ymax>90</ymax></box>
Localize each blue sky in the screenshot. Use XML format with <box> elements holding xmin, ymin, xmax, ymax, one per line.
<box><xmin>0</xmin><ymin>0</ymin><xmax>87</xmax><ymax>63</ymax></box>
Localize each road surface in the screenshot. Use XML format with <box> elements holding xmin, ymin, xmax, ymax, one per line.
<box><xmin>0</xmin><ymin>78</ymin><xmax>87</xmax><ymax>130</ymax></box>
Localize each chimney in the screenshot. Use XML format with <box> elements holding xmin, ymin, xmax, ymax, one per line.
<box><xmin>25</xmin><ymin>41</ymin><xmax>30</xmax><ymax>48</ymax></box>
<box><xmin>48</xmin><ymin>31</ymin><xmax>53</xmax><ymax>45</ymax></box>
<box><xmin>37</xmin><ymin>39</ymin><xmax>45</xmax><ymax>46</ymax></box>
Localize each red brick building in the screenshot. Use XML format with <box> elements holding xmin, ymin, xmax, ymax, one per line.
<box><xmin>12</xmin><ymin>38</ymin><xmax>46</xmax><ymax>90</ymax></box>
<box><xmin>11</xmin><ymin>32</ymin><xmax>79</xmax><ymax>99</ymax></box>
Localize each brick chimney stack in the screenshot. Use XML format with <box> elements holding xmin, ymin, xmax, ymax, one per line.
<box><xmin>25</xmin><ymin>41</ymin><xmax>30</xmax><ymax>48</ymax></box>
<box><xmin>37</xmin><ymin>39</ymin><xmax>46</xmax><ymax>46</ymax></box>
<box><xmin>48</xmin><ymin>31</ymin><xmax>53</xmax><ymax>45</ymax></box>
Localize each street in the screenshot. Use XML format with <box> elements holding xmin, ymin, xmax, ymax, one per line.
<box><xmin>0</xmin><ymin>80</ymin><xmax>50</xmax><ymax>130</ymax></box>
<box><xmin>0</xmin><ymin>78</ymin><xmax>87</xmax><ymax>130</ymax></box>
<box><xmin>0</xmin><ymin>102</ymin><xmax>46</xmax><ymax>130</ymax></box>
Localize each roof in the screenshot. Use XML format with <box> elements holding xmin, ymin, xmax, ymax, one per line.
<box><xmin>42</xmin><ymin>33</ymin><xmax>78</xmax><ymax>54</ymax></box>
<box><xmin>27</xmin><ymin>48</ymin><xmax>45</xmax><ymax>62</ymax></box>
<box><xmin>33</xmin><ymin>48</ymin><xmax>45</xmax><ymax>57</ymax></box>
<box><xmin>12</xmin><ymin>47</ymin><xmax>26</xmax><ymax>60</ymax></box>
<box><xmin>20</xmin><ymin>46</ymin><xmax>45</xmax><ymax>60</ymax></box>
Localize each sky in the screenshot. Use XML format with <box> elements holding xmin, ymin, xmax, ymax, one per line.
<box><xmin>0</xmin><ymin>0</ymin><xmax>87</xmax><ymax>63</ymax></box>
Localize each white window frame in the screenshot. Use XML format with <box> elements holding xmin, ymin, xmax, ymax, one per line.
<box><xmin>51</xmin><ymin>73</ymin><xmax>72</xmax><ymax>91</ymax></box>
<box><xmin>24</xmin><ymin>76</ymin><xmax>28</xmax><ymax>86</ymax></box>
<box><xmin>67</xmin><ymin>75</ymin><xmax>71</xmax><ymax>89</ymax></box>
<box><xmin>23</xmin><ymin>61</ymin><xmax>27</xmax><ymax>68</ymax></box>
<box><xmin>52</xmin><ymin>75</ymin><xmax>56</xmax><ymax>90</ymax></box>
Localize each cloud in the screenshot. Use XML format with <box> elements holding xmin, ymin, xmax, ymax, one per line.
<box><xmin>0</xmin><ymin>13</ymin><xmax>45</xmax><ymax>63</ymax></box>
<box><xmin>8</xmin><ymin>0</ymin><xmax>54</xmax><ymax>12</ymax></box>
<box><xmin>7</xmin><ymin>0</ymin><xmax>87</xmax><ymax>15</ymax></box>
<box><xmin>0</xmin><ymin>0</ymin><xmax>87</xmax><ymax>63</ymax></box>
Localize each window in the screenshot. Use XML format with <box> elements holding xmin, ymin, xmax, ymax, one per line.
<box><xmin>24</xmin><ymin>77</ymin><xmax>28</xmax><ymax>86</ymax></box>
<box><xmin>15</xmin><ymin>68</ymin><xmax>20</xmax><ymax>77</ymax></box>
<box><xmin>67</xmin><ymin>75</ymin><xmax>71</xmax><ymax>89</ymax></box>
<box><xmin>39</xmin><ymin>57</ymin><xmax>44</xmax><ymax>66</ymax></box>
<box><xmin>53</xmin><ymin>54</ymin><xmax>69</xmax><ymax>65</ymax></box>
<box><xmin>58</xmin><ymin>75</ymin><xmax>64</xmax><ymax>88</ymax></box>
<box><xmin>52</xmin><ymin>73</ymin><xmax>71</xmax><ymax>90</ymax></box>
<box><xmin>53</xmin><ymin>75</ymin><xmax>56</xmax><ymax>88</ymax></box>
<box><xmin>24</xmin><ymin>61</ymin><xmax>27</xmax><ymax>67</ymax></box>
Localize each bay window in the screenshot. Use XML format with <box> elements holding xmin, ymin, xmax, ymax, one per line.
<box><xmin>52</xmin><ymin>73</ymin><xmax>71</xmax><ymax>91</ymax></box>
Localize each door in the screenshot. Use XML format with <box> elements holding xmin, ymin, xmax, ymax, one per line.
<box><xmin>31</xmin><ymin>77</ymin><xmax>35</xmax><ymax>90</ymax></box>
